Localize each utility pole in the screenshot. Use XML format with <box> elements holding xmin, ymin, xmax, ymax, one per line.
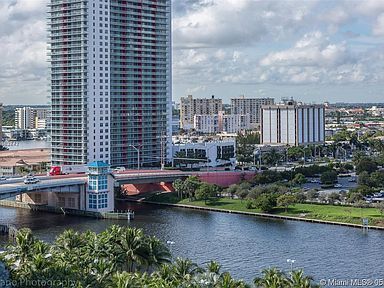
<box><xmin>129</xmin><ymin>145</ymin><xmax>141</xmax><ymax>171</ymax></box>
<box><xmin>160</xmin><ymin>131</ymin><xmax>166</xmax><ymax>170</ymax></box>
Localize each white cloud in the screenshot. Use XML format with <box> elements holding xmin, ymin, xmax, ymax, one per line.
<box><xmin>354</xmin><ymin>0</ymin><xmax>384</xmax><ymax>17</ymax></box>
<box><xmin>259</xmin><ymin>32</ymin><xmax>349</xmax><ymax>68</ymax></box>
<box><xmin>320</xmin><ymin>7</ymin><xmax>350</xmax><ymax>26</ymax></box>
<box><xmin>373</xmin><ymin>13</ymin><xmax>384</xmax><ymax>36</ymax></box>
<box><xmin>0</xmin><ymin>0</ymin><xmax>47</xmax><ymax>104</ymax></box>
<box><xmin>173</xmin><ymin>0</ymin><xmax>318</xmax><ymax>48</ymax></box>
<box><xmin>0</xmin><ymin>0</ymin><xmax>383</xmax><ymax>104</ymax></box>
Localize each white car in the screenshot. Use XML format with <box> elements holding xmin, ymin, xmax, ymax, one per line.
<box><xmin>0</xmin><ymin>176</ymin><xmax>7</xmax><ymax>182</ymax></box>
<box><xmin>24</xmin><ymin>177</ymin><xmax>40</xmax><ymax>185</ymax></box>
<box><xmin>334</xmin><ymin>184</ymin><xmax>343</xmax><ymax>188</ymax></box>
<box><xmin>114</xmin><ymin>166</ymin><xmax>126</xmax><ymax>172</ymax></box>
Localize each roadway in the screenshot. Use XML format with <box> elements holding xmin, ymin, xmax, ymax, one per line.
<box><xmin>112</xmin><ymin>170</ymin><xmax>191</xmax><ymax>184</ymax></box>
<box><xmin>0</xmin><ymin>173</ymin><xmax>86</xmax><ymax>185</ymax></box>
<box><xmin>0</xmin><ymin>176</ymin><xmax>87</xmax><ymax>200</ymax></box>
<box><xmin>0</xmin><ymin>169</ymin><xmax>255</xmax><ymax>200</ymax></box>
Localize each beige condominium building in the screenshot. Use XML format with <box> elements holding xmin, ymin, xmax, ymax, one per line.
<box><xmin>231</xmin><ymin>96</ymin><xmax>274</xmax><ymax>129</ymax></box>
<box><xmin>180</xmin><ymin>95</ymin><xmax>223</xmax><ymax>130</ymax></box>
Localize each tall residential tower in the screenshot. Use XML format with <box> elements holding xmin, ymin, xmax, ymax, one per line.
<box><xmin>49</xmin><ymin>0</ymin><xmax>172</xmax><ymax>167</ymax></box>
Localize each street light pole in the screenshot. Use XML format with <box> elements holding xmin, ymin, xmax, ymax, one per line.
<box><xmin>287</xmin><ymin>259</ymin><xmax>295</xmax><ymax>273</ymax></box>
<box><xmin>159</xmin><ymin>131</ymin><xmax>166</xmax><ymax>170</ymax></box>
<box><xmin>286</xmin><ymin>146</ymin><xmax>289</xmax><ymax>165</ymax></box>
<box><xmin>129</xmin><ymin>145</ymin><xmax>141</xmax><ymax>171</ymax></box>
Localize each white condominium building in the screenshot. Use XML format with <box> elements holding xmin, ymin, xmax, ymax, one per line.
<box><xmin>49</xmin><ymin>0</ymin><xmax>172</xmax><ymax>167</ymax></box>
<box><xmin>261</xmin><ymin>100</ymin><xmax>325</xmax><ymax>146</ymax></box>
<box><xmin>193</xmin><ymin>114</ymin><xmax>221</xmax><ymax>134</ymax></box>
<box><xmin>193</xmin><ymin>112</ymin><xmax>251</xmax><ymax>134</ymax></box>
<box><xmin>222</xmin><ymin>113</ymin><xmax>251</xmax><ymax>133</ymax></box>
<box><xmin>15</xmin><ymin>107</ymin><xmax>35</xmax><ymax>130</ymax></box>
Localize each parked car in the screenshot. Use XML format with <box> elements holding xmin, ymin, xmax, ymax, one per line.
<box><xmin>310</xmin><ymin>179</ymin><xmax>320</xmax><ymax>183</ymax></box>
<box><xmin>373</xmin><ymin>192</ymin><xmax>384</xmax><ymax>198</ymax></box>
<box><xmin>334</xmin><ymin>184</ymin><xmax>343</xmax><ymax>188</ymax></box>
<box><xmin>24</xmin><ymin>177</ymin><xmax>40</xmax><ymax>185</ymax></box>
<box><xmin>114</xmin><ymin>167</ymin><xmax>126</xmax><ymax>172</ymax></box>
<box><xmin>0</xmin><ymin>176</ymin><xmax>7</xmax><ymax>182</ymax></box>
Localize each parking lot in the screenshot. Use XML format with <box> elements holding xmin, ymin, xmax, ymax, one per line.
<box><xmin>303</xmin><ymin>176</ymin><xmax>357</xmax><ymax>193</ymax></box>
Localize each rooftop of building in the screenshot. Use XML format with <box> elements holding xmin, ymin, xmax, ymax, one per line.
<box><xmin>88</xmin><ymin>161</ymin><xmax>109</xmax><ymax>168</ymax></box>
<box><xmin>0</xmin><ymin>148</ymin><xmax>50</xmax><ymax>167</ymax></box>
<box><xmin>262</xmin><ymin>100</ymin><xmax>325</xmax><ymax>109</ymax></box>
<box><xmin>172</xmin><ymin>135</ymin><xmax>235</xmax><ymax>145</ymax></box>
<box><xmin>231</xmin><ymin>96</ymin><xmax>275</xmax><ymax>100</ymax></box>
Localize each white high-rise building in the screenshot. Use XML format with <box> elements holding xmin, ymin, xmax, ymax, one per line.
<box><xmin>15</xmin><ymin>107</ymin><xmax>35</xmax><ymax>130</ymax></box>
<box><xmin>49</xmin><ymin>0</ymin><xmax>172</xmax><ymax>167</ymax></box>
<box><xmin>193</xmin><ymin>112</ymin><xmax>251</xmax><ymax>134</ymax></box>
<box><xmin>261</xmin><ymin>100</ymin><xmax>325</xmax><ymax>146</ymax></box>
<box><xmin>222</xmin><ymin>113</ymin><xmax>251</xmax><ymax>133</ymax></box>
<box><xmin>193</xmin><ymin>114</ymin><xmax>221</xmax><ymax>134</ymax></box>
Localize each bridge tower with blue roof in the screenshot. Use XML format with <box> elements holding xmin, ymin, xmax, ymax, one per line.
<box><xmin>86</xmin><ymin>161</ymin><xmax>114</xmax><ymax>212</ymax></box>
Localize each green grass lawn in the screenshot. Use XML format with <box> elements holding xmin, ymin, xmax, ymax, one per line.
<box><xmin>147</xmin><ymin>193</ymin><xmax>384</xmax><ymax>226</ymax></box>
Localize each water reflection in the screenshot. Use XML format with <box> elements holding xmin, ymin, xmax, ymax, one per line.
<box><xmin>0</xmin><ymin>203</ymin><xmax>383</xmax><ymax>283</ymax></box>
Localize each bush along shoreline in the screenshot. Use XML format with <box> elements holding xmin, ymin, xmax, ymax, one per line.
<box><xmin>148</xmin><ymin>174</ymin><xmax>384</xmax><ymax>228</ymax></box>
<box><xmin>0</xmin><ymin>226</ymin><xmax>319</xmax><ymax>288</ymax></box>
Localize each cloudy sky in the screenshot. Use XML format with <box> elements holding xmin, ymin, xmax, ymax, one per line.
<box><xmin>0</xmin><ymin>0</ymin><xmax>384</xmax><ymax>105</ymax></box>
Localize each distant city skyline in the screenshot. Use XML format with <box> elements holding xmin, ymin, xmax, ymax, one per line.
<box><xmin>0</xmin><ymin>0</ymin><xmax>384</xmax><ymax>104</ymax></box>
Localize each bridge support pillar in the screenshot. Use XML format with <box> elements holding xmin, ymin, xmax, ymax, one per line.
<box><xmin>79</xmin><ymin>184</ymin><xmax>86</xmax><ymax>211</ymax></box>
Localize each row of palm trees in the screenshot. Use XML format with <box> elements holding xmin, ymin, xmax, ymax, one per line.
<box><xmin>0</xmin><ymin>226</ymin><xmax>319</xmax><ymax>287</ymax></box>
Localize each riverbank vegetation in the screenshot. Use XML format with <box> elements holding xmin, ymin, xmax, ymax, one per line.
<box><xmin>0</xmin><ymin>227</ymin><xmax>319</xmax><ymax>287</ymax></box>
<box><xmin>149</xmin><ymin>172</ymin><xmax>384</xmax><ymax>227</ymax></box>
<box><xmin>149</xmin><ymin>192</ymin><xmax>384</xmax><ymax>226</ymax></box>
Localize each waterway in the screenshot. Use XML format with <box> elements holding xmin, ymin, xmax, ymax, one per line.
<box><xmin>0</xmin><ymin>203</ymin><xmax>382</xmax><ymax>283</ymax></box>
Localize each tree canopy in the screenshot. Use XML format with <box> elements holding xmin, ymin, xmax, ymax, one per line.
<box><xmin>0</xmin><ymin>226</ymin><xmax>319</xmax><ymax>288</ymax></box>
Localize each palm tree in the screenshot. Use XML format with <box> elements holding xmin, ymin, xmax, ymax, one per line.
<box><xmin>146</xmin><ymin>236</ymin><xmax>171</xmax><ymax>270</ymax></box>
<box><xmin>288</xmin><ymin>270</ymin><xmax>319</xmax><ymax>288</ymax></box>
<box><xmin>171</xmin><ymin>257</ymin><xmax>203</xmax><ymax>282</ymax></box>
<box><xmin>220</xmin><ymin>272</ymin><xmax>250</xmax><ymax>288</ymax></box>
<box><xmin>206</xmin><ymin>260</ymin><xmax>221</xmax><ymax>274</ymax></box>
<box><xmin>90</xmin><ymin>258</ymin><xmax>115</xmax><ymax>285</ymax></box>
<box><xmin>109</xmin><ymin>272</ymin><xmax>137</xmax><ymax>288</ymax></box>
<box><xmin>254</xmin><ymin>267</ymin><xmax>289</xmax><ymax>288</ymax></box>
<box><xmin>8</xmin><ymin>228</ymin><xmax>36</xmax><ymax>268</ymax></box>
<box><xmin>55</xmin><ymin>229</ymin><xmax>84</xmax><ymax>252</ymax></box>
<box><xmin>154</xmin><ymin>263</ymin><xmax>175</xmax><ymax>283</ymax></box>
<box><xmin>117</xmin><ymin>227</ymin><xmax>149</xmax><ymax>272</ymax></box>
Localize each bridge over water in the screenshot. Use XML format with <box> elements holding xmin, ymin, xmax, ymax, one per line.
<box><xmin>0</xmin><ymin>169</ymin><xmax>255</xmax><ymax>212</ymax></box>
